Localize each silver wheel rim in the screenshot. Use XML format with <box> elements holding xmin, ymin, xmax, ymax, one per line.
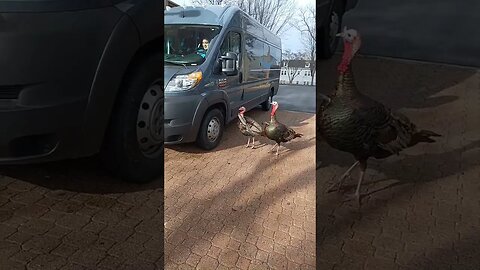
<box><xmin>329</xmin><ymin>11</ymin><xmax>340</xmax><ymax>48</ymax></box>
<box><xmin>266</xmin><ymin>95</ymin><xmax>272</xmax><ymax>109</ymax></box>
<box><xmin>136</xmin><ymin>83</ymin><xmax>163</xmax><ymax>158</ymax></box>
<box><xmin>207</xmin><ymin>117</ymin><xmax>221</xmax><ymax>142</ymax></box>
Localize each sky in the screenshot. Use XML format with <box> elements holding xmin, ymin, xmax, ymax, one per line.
<box><xmin>174</xmin><ymin>0</ymin><xmax>315</xmax><ymax>52</ymax></box>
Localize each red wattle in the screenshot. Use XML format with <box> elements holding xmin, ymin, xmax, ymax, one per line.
<box><xmin>338</xmin><ymin>41</ymin><xmax>353</xmax><ymax>74</ymax></box>
<box><xmin>271</xmin><ymin>105</ymin><xmax>277</xmax><ymax>116</ymax></box>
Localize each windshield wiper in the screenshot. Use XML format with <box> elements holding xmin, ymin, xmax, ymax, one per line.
<box><xmin>164</xmin><ymin>60</ymin><xmax>187</xmax><ymax>67</ymax></box>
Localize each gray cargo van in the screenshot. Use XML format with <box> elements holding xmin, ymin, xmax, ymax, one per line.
<box><xmin>0</xmin><ymin>0</ymin><xmax>163</xmax><ymax>182</ymax></box>
<box><xmin>164</xmin><ymin>5</ymin><xmax>281</xmax><ymax>150</ymax></box>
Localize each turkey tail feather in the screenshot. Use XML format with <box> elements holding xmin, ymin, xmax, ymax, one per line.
<box><xmin>411</xmin><ymin>129</ymin><xmax>441</xmax><ymax>145</ymax></box>
<box><xmin>419</xmin><ymin>130</ymin><xmax>441</xmax><ymax>137</ymax></box>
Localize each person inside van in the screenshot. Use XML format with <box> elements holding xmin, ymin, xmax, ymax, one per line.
<box><xmin>196</xmin><ymin>38</ymin><xmax>209</xmax><ymax>58</ymax></box>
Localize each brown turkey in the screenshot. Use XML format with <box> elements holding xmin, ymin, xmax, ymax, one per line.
<box><xmin>263</xmin><ymin>101</ymin><xmax>303</xmax><ymax>155</ymax></box>
<box><xmin>237</xmin><ymin>106</ymin><xmax>263</xmax><ymax>148</ymax></box>
<box><xmin>318</xmin><ymin>27</ymin><xmax>441</xmax><ymax>206</ymax></box>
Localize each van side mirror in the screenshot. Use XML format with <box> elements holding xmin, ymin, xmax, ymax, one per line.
<box><xmin>221</xmin><ymin>52</ymin><xmax>238</xmax><ymax>76</ymax></box>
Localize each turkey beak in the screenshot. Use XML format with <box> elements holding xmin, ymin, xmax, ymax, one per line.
<box><xmin>336</xmin><ymin>26</ymin><xmax>347</xmax><ymax>37</ymax></box>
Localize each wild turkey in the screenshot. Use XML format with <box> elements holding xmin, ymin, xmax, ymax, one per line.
<box><xmin>318</xmin><ymin>27</ymin><xmax>441</xmax><ymax>206</ymax></box>
<box><xmin>263</xmin><ymin>101</ymin><xmax>303</xmax><ymax>155</ymax></box>
<box><xmin>238</xmin><ymin>107</ymin><xmax>263</xmax><ymax>148</ymax></box>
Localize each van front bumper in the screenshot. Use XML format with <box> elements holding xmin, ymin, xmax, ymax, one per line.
<box><xmin>164</xmin><ymin>93</ymin><xmax>208</xmax><ymax>144</ymax></box>
<box><xmin>0</xmin><ymin>100</ymin><xmax>87</xmax><ymax>164</ymax></box>
<box><xmin>0</xmin><ymin>9</ymin><xmax>121</xmax><ymax>163</ymax></box>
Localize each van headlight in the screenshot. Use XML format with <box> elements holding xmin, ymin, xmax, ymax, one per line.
<box><xmin>165</xmin><ymin>71</ymin><xmax>202</xmax><ymax>92</ymax></box>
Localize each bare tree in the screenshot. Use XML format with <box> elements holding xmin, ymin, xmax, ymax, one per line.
<box><xmin>282</xmin><ymin>50</ymin><xmax>305</xmax><ymax>84</ymax></box>
<box><xmin>192</xmin><ymin>0</ymin><xmax>295</xmax><ymax>35</ymax></box>
<box><xmin>192</xmin><ymin>0</ymin><xmax>226</xmax><ymax>4</ymax></box>
<box><xmin>286</xmin><ymin>64</ymin><xmax>301</xmax><ymax>84</ymax></box>
<box><xmin>293</xmin><ymin>5</ymin><xmax>316</xmax><ymax>85</ymax></box>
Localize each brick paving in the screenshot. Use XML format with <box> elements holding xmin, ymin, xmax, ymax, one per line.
<box><xmin>0</xmin><ymin>158</ymin><xmax>164</xmax><ymax>269</ymax></box>
<box><xmin>1</xmin><ymin>56</ymin><xmax>477</xmax><ymax>270</ymax></box>
<box><xmin>317</xmin><ymin>56</ymin><xmax>480</xmax><ymax>269</ymax></box>
<box><xmin>165</xmin><ymin>110</ymin><xmax>316</xmax><ymax>269</ymax></box>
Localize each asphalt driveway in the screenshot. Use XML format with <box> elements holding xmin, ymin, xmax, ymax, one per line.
<box><xmin>343</xmin><ymin>0</ymin><xmax>480</xmax><ymax>67</ymax></box>
<box><xmin>274</xmin><ymin>85</ymin><xmax>315</xmax><ymax>114</ymax></box>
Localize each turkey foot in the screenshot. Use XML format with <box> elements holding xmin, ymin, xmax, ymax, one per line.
<box><xmin>269</xmin><ymin>143</ymin><xmax>281</xmax><ymax>155</ymax></box>
<box><xmin>342</xmin><ymin>192</ymin><xmax>364</xmax><ymax>208</ymax></box>
<box><xmin>343</xmin><ymin>161</ymin><xmax>366</xmax><ymax>208</ymax></box>
<box><xmin>326</xmin><ymin>161</ymin><xmax>359</xmax><ymax>193</ymax></box>
<box><xmin>245</xmin><ymin>137</ymin><xmax>251</xmax><ymax>148</ymax></box>
<box><xmin>251</xmin><ymin>137</ymin><xmax>257</xmax><ymax>149</ymax></box>
<box><xmin>268</xmin><ymin>144</ymin><xmax>277</xmax><ymax>152</ymax></box>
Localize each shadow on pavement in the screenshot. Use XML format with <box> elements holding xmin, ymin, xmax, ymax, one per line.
<box><xmin>165</xmin><ymin>137</ymin><xmax>315</xmax><ymax>266</ymax></box>
<box><xmin>0</xmin><ymin>156</ymin><xmax>162</xmax><ymax>194</ymax></box>
<box><xmin>322</xmin><ymin>139</ymin><xmax>480</xmax><ymax>197</ymax></box>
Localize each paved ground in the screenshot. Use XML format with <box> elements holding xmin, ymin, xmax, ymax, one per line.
<box><xmin>342</xmin><ymin>0</ymin><xmax>480</xmax><ymax>67</ymax></box>
<box><xmin>317</xmin><ymin>55</ymin><xmax>480</xmax><ymax>269</ymax></box>
<box><xmin>1</xmin><ymin>55</ymin><xmax>478</xmax><ymax>270</ymax></box>
<box><xmin>274</xmin><ymin>85</ymin><xmax>315</xmax><ymax>113</ymax></box>
<box><xmin>0</xmin><ymin>159</ymin><xmax>164</xmax><ymax>269</ymax></box>
<box><xmin>165</xmin><ymin>109</ymin><xmax>316</xmax><ymax>269</ymax></box>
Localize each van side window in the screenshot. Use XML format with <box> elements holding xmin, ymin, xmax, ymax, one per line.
<box><xmin>220</xmin><ymin>31</ymin><xmax>241</xmax><ymax>70</ymax></box>
<box><xmin>245</xmin><ymin>34</ymin><xmax>266</xmax><ymax>81</ymax></box>
<box><xmin>220</xmin><ymin>32</ymin><xmax>241</xmax><ymax>55</ymax></box>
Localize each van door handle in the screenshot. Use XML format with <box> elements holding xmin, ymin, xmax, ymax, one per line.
<box><xmin>239</xmin><ymin>72</ymin><xmax>243</xmax><ymax>83</ymax></box>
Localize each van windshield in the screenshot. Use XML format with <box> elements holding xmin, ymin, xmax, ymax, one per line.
<box><xmin>164</xmin><ymin>25</ymin><xmax>221</xmax><ymax>66</ymax></box>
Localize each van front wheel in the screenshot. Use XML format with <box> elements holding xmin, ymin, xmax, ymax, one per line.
<box><xmin>101</xmin><ymin>53</ymin><xmax>163</xmax><ymax>183</ymax></box>
<box><xmin>196</xmin><ymin>108</ymin><xmax>224</xmax><ymax>150</ymax></box>
<box><xmin>318</xmin><ymin>1</ymin><xmax>343</xmax><ymax>59</ymax></box>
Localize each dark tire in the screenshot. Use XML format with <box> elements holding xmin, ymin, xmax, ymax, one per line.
<box><xmin>101</xmin><ymin>53</ymin><xmax>163</xmax><ymax>183</ymax></box>
<box><xmin>196</xmin><ymin>108</ymin><xmax>224</xmax><ymax>150</ymax></box>
<box><xmin>318</xmin><ymin>1</ymin><xmax>344</xmax><ymax>59</ymax></box>
<box><xmin>261</xmin><ymin>90</ymin><xmax>274</xmax><ymax>111</ymax></box>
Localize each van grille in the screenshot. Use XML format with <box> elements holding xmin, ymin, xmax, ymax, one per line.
<box><xmin>0</xmin><ymin>85</ymin><xmax>23</xmax><ymax>99</ymax></box>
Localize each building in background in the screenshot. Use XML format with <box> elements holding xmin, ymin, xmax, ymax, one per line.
<box><xmin>280</xmin><ymin>60</ymin><xmax>316</xmax><ymax>86</ymax></box>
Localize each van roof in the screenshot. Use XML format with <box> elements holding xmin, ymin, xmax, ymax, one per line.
<box><xmin>165</xmin><ymin>5</ymin><xmax>281</xmax><ymax>47</ymax></box>
<box><xmin>164</xmin><ymin>5</ymin><xmax>238</xmax><ymax>26</ymax></box>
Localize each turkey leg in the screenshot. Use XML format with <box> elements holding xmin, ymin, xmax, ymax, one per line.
<box><xmin>245</xmin><ymin>137</ymin><xmax>251</xmax><ymax>147</ymax></box>
<box><xmin>326</xmin><ymin>160</ymin><xmax>359</xmax><ymax>193</ymax></box>
<box><xmin>269</xmin><ymin>143</ymin><xmax>277</xmax><ymax>152</ymax></box>
<box><xmin>269</xmin><ymin>143</ymin><xmax>280</xmax><ymax>155</ymax></box>
<box><xmin>344</xmin><ymin>160</ymin><xmax>367</xmax><ymax>208</ymax></box>
<box><xmin>251</xmin><ymin>137</ymin><xmax>256</xmax><ymax>149</ymax></box>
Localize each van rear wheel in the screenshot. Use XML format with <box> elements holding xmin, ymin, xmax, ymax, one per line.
<box><xmin>261</xmin><ymin>91</ymin><xmax>273</xmax><ymax>111</ymax></box>
<box><xmin>196</xmin><ymin>108</ymin><xmax>224</xmax><ymax>150</ymax></box>
<box><xmin>101</xmin><ymin>53</ymin><xmax>163</xmax><ymax>183</ymax></box>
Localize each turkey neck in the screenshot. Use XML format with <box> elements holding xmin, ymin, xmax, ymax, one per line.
<box><xmin>334</xmin><ymin>41</ymin><xmax>359</xmax><ymax>98</ymax></box>
<box><xmin>238</xmin><ymin>112</ymin><xmax>248</xmax><ymax>126</ymax></box>
<box><xmin>335</xmin><ymin>66</ymin><xmax>359</xmax><ymax>98</ymax></box>
<box><xmin>270</xmin><ymin>113</ymin><xmax>278</xmax><ymax>124</ymax></box>
<box><xmin>270</xmin><ymin>107</ymin><xmax>278</xmax><ymax>124</ymax></box>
